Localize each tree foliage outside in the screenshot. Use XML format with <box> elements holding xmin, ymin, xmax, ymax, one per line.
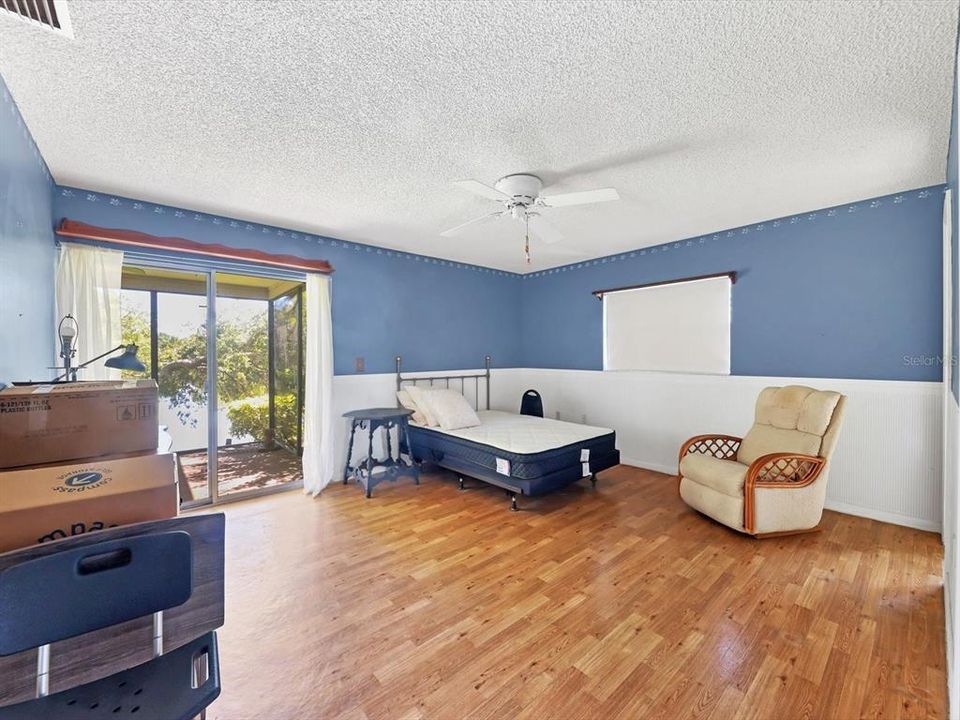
<box><xmin>226</xmin><ymin>393</ymin><xmax>300</xmax><ymax>448</ymax></box>
<box><xmin>121</xmin><ymin>299</ymin><xmax>301</xmax><ymax>446</ymax></box>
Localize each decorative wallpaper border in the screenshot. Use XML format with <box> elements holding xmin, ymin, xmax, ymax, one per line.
<box><xmin>58</xmin><ymin>187</ymin><xmax>521</xmax><ymax>278</ymax></box>
<box><xmin>521</xmin><ymin>185</ymin><xmax>948</xmax><ymax>279</ymax></box>
<box><xmin>61</xmin><ymin>183</ymin><xmax>946</xmax><ymax>282</ymax></box>
<box><xmin>0</xmin><ymin>76</ymin><xmax>54</xmax><ymax>186</ymax></box>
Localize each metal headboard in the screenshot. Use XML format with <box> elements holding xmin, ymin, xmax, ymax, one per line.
<box><xmin>396</xmin><ymin>355</ymin><xmax>491</xmax><ymax>411</ymax></box>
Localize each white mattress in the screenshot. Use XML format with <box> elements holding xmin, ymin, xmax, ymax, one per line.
<box><xmin>413</xmin><ymin>410</ymin><xmax>613</xmax><ymax>454</ymax></box>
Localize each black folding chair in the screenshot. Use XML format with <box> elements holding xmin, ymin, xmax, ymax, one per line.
<box><xmin>0</xmin><ymin>531</ymin><xmax>220</xmax><ymax>720</ymax></box>
<box><xmin>520</xmin><ymin>389</ymin><xmax>544</xmax><ymax>418</ymax></box>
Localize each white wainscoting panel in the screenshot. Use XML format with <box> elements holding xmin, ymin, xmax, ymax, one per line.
<box><xmin>329</xmin><ymin>368</ymin><xmax>941</xmax><ymax>531</ymax></box>
<box><xmin>945</xmin><ymin>393</ymin><xmax>959</xmax><ymax>717</ymax></box>
<box><xmin>489</xmin><ymin>369</ymin><xmax>943</xmax><ymax>532</ymax></box>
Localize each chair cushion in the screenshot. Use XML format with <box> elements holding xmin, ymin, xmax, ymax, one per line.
<box><xmin>679</xmin><ymin>453</ymin><xmax>749</xmax><ymax>498</ymax></box>
<box><xmin>737</xmin><ymin>385</ymin><xmax>840</xmax><ymax>465</ymax></box>
<box><xmin>737</xmin><ymin>424</ymin><xmax>823</xmax><ymax>467</ymax></box>
<box><xmin>679</xmin><ymin>478</ymin><xmax>745</xmax><ymax>531</ymax></box>
<box><xmin>754</xmin><ymin>385</ymin><xmax>841</xmax><ymax>434</ymax></box>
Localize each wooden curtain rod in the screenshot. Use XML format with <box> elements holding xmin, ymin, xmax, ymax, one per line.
<box><xmin>591</xmin><ymin>270</ymin><xmax>736</xmax><ymax>299</ymax></box>
<box><xmin>56</xmin><ymin>219</ymin><xmax>334</xmax><ymax>274</ymax></box>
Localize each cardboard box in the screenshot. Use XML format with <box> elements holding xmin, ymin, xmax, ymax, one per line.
<box><xmin>0</xmin><ymin>380</ymin><xmax>159</xmax><ymax>469</ymax></box>
<box><xmin>0</xmin><ymin>452</ymin><xmax>178</xmax><ymax>553</ymax></box>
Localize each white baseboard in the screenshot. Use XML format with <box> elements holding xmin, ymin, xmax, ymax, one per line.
<box><xmin>822</xmin><ymin>499</ymin><xmax>942</xmax><ymax>533</ymax></box>
<box><xmin>619</xmin><ymin>457</ymin><xmax>676</xmax><ymax>475</ymax></box>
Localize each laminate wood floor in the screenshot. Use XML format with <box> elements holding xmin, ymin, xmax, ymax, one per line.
<box><xmin>205</xmin><ymin>465</ymin><xmax>945</xmax><ymax>720</ymax></box>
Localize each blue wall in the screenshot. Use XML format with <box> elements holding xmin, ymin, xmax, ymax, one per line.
<box><xmin>46</xmin><ymin>185</ymin><xmax>950</xmax><ymax>383</ymax></box>
<box><xmin>520</xmin><ymin>188</ymin><xmax>945</xmax><ymax>382</ymax></box>
<box><xmin>53</xmin><ymin>188</ymin><xmax>522</xmax><ymax>375</ymax></box>
<box><xmin>0</xmin><ymin>77</ymin><xmax>55</xmax><ymax>381</ymax></box>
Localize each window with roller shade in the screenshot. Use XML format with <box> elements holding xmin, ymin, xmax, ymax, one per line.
<box><xmin>602</xmin><ymin>274</ymin><xmax>732</xmax><ymax>374</ymax></box>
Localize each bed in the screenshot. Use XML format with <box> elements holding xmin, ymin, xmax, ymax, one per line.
<box><xmin>396</xmin><ymin>356</ymin><xmax>620</xmax><ymax>509</ymax></box>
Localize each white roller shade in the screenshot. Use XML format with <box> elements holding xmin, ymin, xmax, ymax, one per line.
<box><xmin>603</xmin><ymin>275</ymin><xmax>732</xmax><ymax>374</ymax></box>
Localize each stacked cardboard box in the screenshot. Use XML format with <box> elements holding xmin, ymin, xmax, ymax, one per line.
<box><xmin>0</xmin><ymin>380</ymin><xmax>179</xmax><ymax>553</ymax></box>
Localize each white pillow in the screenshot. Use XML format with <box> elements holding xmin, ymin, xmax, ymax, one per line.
<box><xmin>424</xmin><ymin>388</ymin><xmax>481</xmax><ymax>430</ymax></box>
<box><xmin>396</xmin><ymin>389</ymin><xmax>427</xmax><ymax>425</ymax></box>
<box><xmin>405</xmin><ymin>385</ymin><xmax>440</xmax><ymax>426</ymax></box>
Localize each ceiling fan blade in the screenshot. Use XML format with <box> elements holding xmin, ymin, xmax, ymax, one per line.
<box><xmin>452</xmin><ymin>179</ymin><xmax>513</xmax><ymax>202</ymax></box>
<box><xmin>539</xmin><ymin>187</ymin><xmax>620</xmax><ymax>207</ymax></box>
<box><xmin>440</xmin><ymin>211</ymin><xmax>504</xmax><ymax>238</ymax></box>
<box><xmin>528</xmin><ymin>215</ymin><xmax>565</xmax><ymax>245</ymax></box>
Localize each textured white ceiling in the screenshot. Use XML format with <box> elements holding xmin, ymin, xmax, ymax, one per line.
<box><xmin>1</xmin><ymin>1</ymin><xmax>957</xmax><ymax>272</ymax></box>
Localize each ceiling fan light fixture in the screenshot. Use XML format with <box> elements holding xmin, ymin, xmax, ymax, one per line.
<box><xmin>494</xmin><ymin>173</ymin><xmax>544</xmax><ymax>202</ymax></box>
<box><xmin>441</xmin><ymin>172</ymin><xmax>621</xmax><ymax>262</ymax></box>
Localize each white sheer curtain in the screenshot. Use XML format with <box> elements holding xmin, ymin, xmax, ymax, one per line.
<box><xmin>55</xmin><ymin>243</ymin><xmax>124</xmax><ymax>381</ymax></box>
<box><xmin>302</xmin><ymin>273</ymin><xmax>335</xmax><ymax>496</ymax></box>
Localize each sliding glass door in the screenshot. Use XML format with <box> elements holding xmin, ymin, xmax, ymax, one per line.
<box><xmin>119</xmin><ymin>264</ymin><xmax>305</xmax><ymax>507</ymax></box>
<box><xmin>120</xmin><ymin>268</ymin><xmax>212</xmax><ymax>503</ymax></box>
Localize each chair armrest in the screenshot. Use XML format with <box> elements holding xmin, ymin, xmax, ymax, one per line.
<box><xmin>678</xmin><ymin>434</ymin><xmax>743</xmax><ymax>471</ymax></box>
<box><xmin>743</xmin><ymin>453</ymin><xmax>826</xmax><ymax>533</ymax></box>
<box><xmin>746</xmin><ymin>453</ymin><xmax>825</xmax><ymax>487</ymax></box>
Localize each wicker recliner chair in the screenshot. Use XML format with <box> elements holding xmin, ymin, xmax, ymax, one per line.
<box><xmin>678</xmin><ymin>385</ymin><xmax>846</xmax><ymax>537</ymax></box>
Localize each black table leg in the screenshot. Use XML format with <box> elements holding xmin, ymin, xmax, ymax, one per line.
<box><xmin>365</xmin><ymin>421</ymin><xmax>375</xmax><ymax>498</ymax></box>
<box><xmin>343</xmin><ymin>418</ymin><xmax>358</xmax><ymax>484</ymax></box>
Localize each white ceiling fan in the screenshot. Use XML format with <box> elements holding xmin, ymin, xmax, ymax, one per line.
<box><xmin>440</xmin><ymin>174</ymin><xmax>620</xmax><ymax>262</ymax></box>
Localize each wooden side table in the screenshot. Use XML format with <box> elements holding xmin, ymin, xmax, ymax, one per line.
<box><xmin>342</xmin><ymin>408</ymin><xmax>420</xmax><ymax>497</ymax></box>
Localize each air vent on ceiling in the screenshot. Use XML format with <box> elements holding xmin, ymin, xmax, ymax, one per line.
<box><xmin>1</xmin><ymin>0</ymin><xmax>72</xmax><ymax>35</ymax></box>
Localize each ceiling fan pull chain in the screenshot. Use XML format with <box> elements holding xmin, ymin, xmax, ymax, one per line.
<box><xmin>524</xmin><ymin>216</ymin><xmax>531</xmax><ymax>264</ymax></box>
